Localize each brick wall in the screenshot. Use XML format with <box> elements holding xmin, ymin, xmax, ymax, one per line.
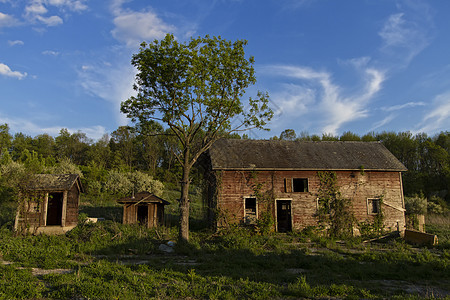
<box><xmin>214</xmin><ymin>169</ymin><xmax>405</xmax><ymax>232</ymax></box>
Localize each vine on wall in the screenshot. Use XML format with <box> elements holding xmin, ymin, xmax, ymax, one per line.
<box><xmin>316</xmin><ymin>171</ymin><xmax>355</xmax><ymax>238</ymax></box>
<box><xmin>248</xmin><ymin>171</ymin><xmax>275</xmax><ymax>234</ymax></box>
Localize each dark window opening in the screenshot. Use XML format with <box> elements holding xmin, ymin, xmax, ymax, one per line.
<box><xmin>244</xmin><ymin>197</ymin><xmax>257</xmax><ymax>224</ymax></box>
<box><xmin>293</xmin><ymin>178</ymin><xmax>308</xmax><ymax>192</ymax></box>
<box><xmin>368</xmin><ymin>198</ymin><xmax>380</xmax><ymax>214</ymax></box>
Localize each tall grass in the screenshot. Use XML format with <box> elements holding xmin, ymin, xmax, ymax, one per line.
<box><xmin>426</xmin><ymin>212</ymin><xmax>450</xmax><ymax>247</ymax></box>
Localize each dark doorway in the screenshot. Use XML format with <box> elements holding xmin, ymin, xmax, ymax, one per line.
<box><xmin>137</xmin><ymin>205</ymin><xmax>148</xmax><ymax>226</ymax></box>
<box><xmin>277</xmin><ymin>200</ymin><xmax>292</xmax><ymax>232</ymax></box>
<box><xmin>47</xmin><ymin>192</ymin><xmax>63</xmax><ymax>225</ymax></box>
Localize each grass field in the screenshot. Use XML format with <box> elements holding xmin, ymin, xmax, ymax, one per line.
<box><xmin>1</xmin><ymin>218</ymin><xmax>449</xmax><ymax>299</ymax></box>
<box><xmin>0</xmin><ymin>197</ymin><xmax>449</xmax><ymax>299</ymax></box>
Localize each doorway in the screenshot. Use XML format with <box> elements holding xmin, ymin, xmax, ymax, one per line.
<box><xmin>276</xmin><ymin>200</ymin><xmax>292</xmax><ymax>232</ymax></box>
<box><xmin>47</xmin><ymin>192</ymin><xmax>63</xmax><ymax>225</ymax></box>
<box><xmin>137</xmin><ymin>205</ymin><xmax>148</xmax><ymax>226</ymax></box>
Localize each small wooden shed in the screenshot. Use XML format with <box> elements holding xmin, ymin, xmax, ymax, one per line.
<box><xmin>14</xmin><ymin>174</ymin><xmax>83</xmax><ymax>234</ymax></box>
<box><xmin>117</xmin><ymin>192</ymin><xmax>169</xmax><ymax>228</ymax></box>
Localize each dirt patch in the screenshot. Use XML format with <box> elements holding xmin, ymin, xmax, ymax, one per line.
<box><xmin>1</xmin><ymin>259</ymin><xmax>73</xmax><ymax>276</ymax></box>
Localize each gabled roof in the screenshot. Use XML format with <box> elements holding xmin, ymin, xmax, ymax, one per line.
<box><xmin>208</xmin><ymin>139</ymin><xmax>407</xmax><ymax>171</ymax></box>
<box><xmin>117</xmin><ymin>191</ymin><xmax>170</xmax><ymax>205</ymax></box>
<box><xmin>25</xmin><ymin>174</ymin><xmax>83</xmax><ymax>192</ymax></box>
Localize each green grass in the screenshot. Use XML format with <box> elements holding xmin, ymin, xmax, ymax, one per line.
<box><xmin>0</xmin><ymin>221</ymin><xmax>449</xmax><ymax>299</ymax></box>
<box><xmin>1</xmin><ymin>192</ymin><xmax>449</xmax><ymax>299</ymax></box>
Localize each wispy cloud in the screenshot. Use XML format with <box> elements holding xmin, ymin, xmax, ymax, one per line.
<box><xmin>42</xmin><ymin>50</ymin><xmax>59</xmax><ymax>56</ymax></box>
<box><xmin>378</xmin><ymin>3</ymin><xmax>434</xmax><ymax>67</ymax></box>
<box><xmin>45</xmin><ymin>0</ymin><xmax>88</xmax><ymax>12</ymax></box>
<box><xmin>371</xmin><ymin>114</ymin><xmax>396</xmax><ymax>131</ymax></box>
<box><xmin>8</xmin><ymin>40</ymin><xmax>24</xmax><ymax>46</ymax></box>
<box><xmin>77</xmin><ymin>60</ymin><xmax>135</xmax><ymax>126</ymax></box>
<box><xmin>0</xmin><ymin>11</ymin><xmax>19</xmax><ymax>27</ymax></box>
<box><xmin>271</xmin><ymin>83</ymin><xmax>316</xmax><ymax>117</ymax></box>
<box><xmin>0</xmin><ymin>114</ymin><xmax>107</xmax><ymax>140</ymax></box>
<box><xmin>416</xmin><ymin>92</ymin><xmax>450</xmax><ymax>134</ymax></box>
<box><xmin>264</xmin><ymin>64</ymin><xmax>385</xmax><ymax>135</ymax></box>
<box><xmin>381</xmin><ymin>101</ymin><xmax>426</xmax><ymax>112</ymax></box>
<box><xmin>0</xmin><ymin>63</ymin><xmax>27</xmax><ymax>79</ymax></box>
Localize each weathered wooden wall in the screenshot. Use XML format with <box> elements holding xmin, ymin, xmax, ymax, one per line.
<box><xmin>214</xmin><ymin>170</ymin><xmax>406</xmax><ymax>232</ymax></box>
<box><xmin>65</xmin><ymin>184</ymin><xmax>80</xmax><ymax>226</ymax></box>
<box><xmin>122</xmin><ymin>203</ymin><xmax>164</xmax><ymax>228</ymax></box>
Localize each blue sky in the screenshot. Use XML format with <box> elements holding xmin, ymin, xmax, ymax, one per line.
<box><xmin>0</xmin><ymin>0</ymin><xmax>449</xmax><ymax>141</ymax></box>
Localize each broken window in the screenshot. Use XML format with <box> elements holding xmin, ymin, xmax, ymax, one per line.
<box><xmin>244</xmin><ymin>197</ymin><xmax>257</xmax><ymax>224</ymax></box>
<box><xmin>367</xmin><ymin>198</ymin><xmax>381</xmax><ymax>214</ymax></box>
<box><xmin>285</xmin><ymin>178</ymin><xmax>308</xmax><ymax>193</ymax></box>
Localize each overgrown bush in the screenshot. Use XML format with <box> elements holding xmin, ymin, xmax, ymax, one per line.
<box><xmin>405</xmin><ymin>194</ymin><xmax>427</xmax><ymax>215</ymax></box>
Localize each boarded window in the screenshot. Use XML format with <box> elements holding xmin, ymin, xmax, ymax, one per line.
<box><xmin>244</xmin><ymin>197</ymin><xmax>257</xmax><ymax>224</ymax></box>
<box><xmin>285</xmin><ymin>178</ymin><xmax>308</xmax><ymax>193</ymax></box>
<box><xmin>367</xmin><ymin>198</ymin><xmax>381</xmax><ymax>214</ymax></box>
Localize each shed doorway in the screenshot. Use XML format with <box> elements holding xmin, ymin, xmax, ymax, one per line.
<box><xmin>47</xmin><ymin>192</ymin><xmax>63</xmax><ymax>225</ymax></box>
<box><xmin>276</xmin><ymin>200</ymin><xmax>292</xmax><ymax>232</ymax></box>
<box><xmin>137</xmin><ymin>205</ymin><xmax>148</xmax><ymax>225</ymax></box>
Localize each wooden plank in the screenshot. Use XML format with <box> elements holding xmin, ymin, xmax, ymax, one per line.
<box><xmin>404</xmin><ymin>229</ymin><xmax>438</xmax><ymax>246</ymax></box>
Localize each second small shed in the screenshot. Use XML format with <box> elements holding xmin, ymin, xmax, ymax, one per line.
<box><xmin>117</xmin><ymin>192</ymin><xmax>169</xmax><ymax>228</ymax></box>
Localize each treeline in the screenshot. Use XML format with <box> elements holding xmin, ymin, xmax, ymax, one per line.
<box><xmin>274</xmin><ymin>129</ymin><xmax>450</xmax><ymax>207</ymax></box>
<box><xmin>0</xmin><ymin>123</ymin><xmax>449</xmax><ymax>206</ymax></box>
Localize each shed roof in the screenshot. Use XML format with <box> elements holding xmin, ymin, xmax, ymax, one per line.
<box><xmin>208</xmin><ymin>139</ymin><xmax>407</xmax><ymax>171</ymax></box>
<box><xmin>117</xmin><ymin>191</ymin><xmax>170</xmax><ymax>205</ymax></box>
<box><xmin>25</xmin><ymin>174</ymin><xmax>83</xmax><ymax>192</ymax></box>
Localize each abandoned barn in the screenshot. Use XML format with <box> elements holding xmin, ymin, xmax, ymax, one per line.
<box><xmin>14</xmin><ymin>174</ymin><xmax>83</xmax><ymax>234</ymax></box>
<box><xmin>117</xmin><ymin>191</ymin><xmax>169</xmax><ymax>228</ymax></box>
<box><xmin>205</xmin><ymin>139</ymin><xmax>407</xmax><ymax>233</ymax></box>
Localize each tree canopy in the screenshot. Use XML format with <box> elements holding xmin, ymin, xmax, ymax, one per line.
<box><xmin>121</xmin><ymin>34</ymin><xmax>273</xmax><ymax>241</ymax></box>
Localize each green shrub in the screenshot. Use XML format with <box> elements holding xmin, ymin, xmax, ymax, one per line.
<box><xmin>405</xmin><ymin>194</ymin><xmax>427</xmax><ymax>215</ymax></box>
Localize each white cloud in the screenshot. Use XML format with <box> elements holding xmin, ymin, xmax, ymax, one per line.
<box><xmin>0</xmin><ymin>11</ymin><xmax>19</xmax><ymax>27</ymax></box>
<box><xmin>111</xmin><ymin>9</ymin><xmax>176</xmax><ymax>47</ymax></box>
<box><xmin>36</xmin><ymin>14</ymin><xmax>63</xmax><ymax>26</ymax></box>
<box><xmin>378</xmin><ymin>6</ymin><xmax>432</xmax><ymax>66</ymax></box>
<box><xmin>271</xmin><ymin>83</ymin><xmax>315</xmax><ymax>117</ymax></box>
<box><xmin>0</xmin><ymin>63</ymin><xmax>27</xmax><ymax>79</ymax></box>
<box><xmin>23</xmin><ymin>0</ymin><xmax>88</xmax><ymax>26</ymax></box>
<box><xmin>78</xmin><ymin>61</ymin><xmax>135</xmax><ymax>126</ymax></box>
<box><xmin>0</xmin><ymin>115</ymin><xmax>107</xmax><ymax>140</ymax></box>
<box><xmin>42</xmin><ymin>50</ymin><xmax>59</xmax><ymax>56</ymax></box>
<box><xmin>8</xmin><ymin>40</ymin><xmax>24</xmax><ymax>46</ymax></box>
<box><xmin>25</xmin><ymin>1</ymin><xmax>48</xmax><ymax>15</ymax></box>
<box><xmin>46</xmin><ymin>0</ymin><xmax>88</xmax><ymax>12</ymax></box>
<box><xmin>381</xmin><ymin>101</ymin><xmax>426</xmax><ymax>112</ymax></box>
<box><xmin>371</xmin><ymin>114</ymin><xmax>396</xmax><ymax>131</ymax></box>
<box><xmin>265</xmin><ymin>64</ymin><xmax>385</xmax><ymax>135</ymax></box>
<box><xmin>416</xmin><ymin>92</ymin><xmax>450</xmax><ymax>134</ymax></box>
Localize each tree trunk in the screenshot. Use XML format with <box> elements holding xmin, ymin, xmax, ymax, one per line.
<box><xmin>179</xmin><ymin>150</ymin><xmax>191</xmax><ymax>242</ymax></box>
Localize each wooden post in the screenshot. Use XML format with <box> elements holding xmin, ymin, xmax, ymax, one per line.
<box><xmin>61</xmin><ymin>191</ymin><xmax>67</xmax><ymax>227</ymax></box>
<box><xmin>43</xmin><ymin>193</ymin><xmax>49</xmax><ymax>226</ymax></box>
